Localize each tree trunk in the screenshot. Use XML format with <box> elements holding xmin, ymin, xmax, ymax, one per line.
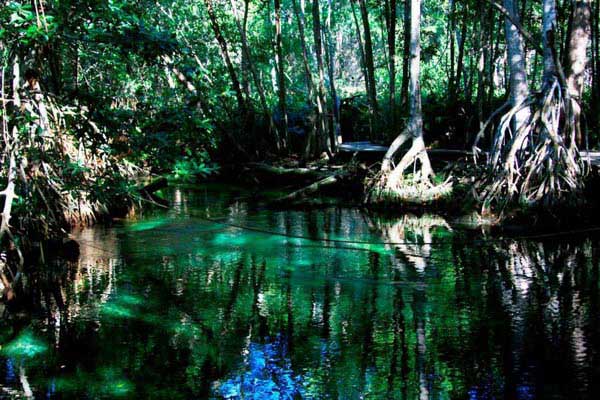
<box><xmin>381</xmin><ymin>0</ymin><xmax>433</xmax><ymax>183</ymax></box>
<box><xmin>592</xmin><ymin>0</ymin><xmax>600</xmax><ymax>114</ymax></box>
<box><xmin>350</xmin><ymin>1</ymin><xmax>369</xmax><ymax>98</ymax></box>
<box><xmin>384</xmin><ymin>0</ymin><xmax>397</xmax><ymax>128</ymax></box>
<box><xmin>203</xmin><ymin>0</ymin><xmax>246</xmax><ymax>112</ymax></box>
<box><xmin>241</xmin><ymin>0</ymin><xmax>251</xmax><ymax>99</ymax></box>
<box><xmin>407</xmin><ymin>0</ymin><xmax>424</xmax><ymax>142</ymax></box>
<box><xmin>542</xmin><ymin>0</ymin><xmax>558</xmax><ymax>87</ymax></box>
<box><xmin>475</xmin><ymin>1</ymin><xmax>488</xmax><ymax>140</ymax></box>
<box><xmin>274</xmin><ymin>0</ymin><xmax>289</xmax><ymax>147</ymax></box>
<box><xmin>503</xmin><ymin>0</ymin><xmax>530</xmax><ymax>131</ymax></box>
<box><xmin>400</xmin><ymin>0</ymin><xmax>410</xmax><ymax>106</ymax></box>
<box><xmin>325</xmin><ymin>0</ymin><xmax>341</xmax><ymax>149</ymax></box>
<box><xmin>291</xmin><ymin>0</ymin><xmax>319</xmax><ymax>158</ymax></box>
<box><xmin>566</xmin><ymin>0</ymin><xmax>592</xmax><ymax>145</ymax></box>
<box><xmin>228</xmin><ymin>0</ymin><xmax>282</xmax><ymax>150</ymax></box>
<box><xmin>312</xmin><ymin>0</ymin><xmax>332</xmax><ymax>156</ymax></box>
<box><xmin>566</xmin><ymin>0</ymin><xmax>591</xmax><ymax>99</ymax></box>
<box><xmin>454</xmin><ymin>15</ymin><xmax>468</xmax><ymax>100</ymax></box>
<box><xmin>448</xmin><ymin>0</ymin><xmax>456</xmax><ymax>99</ymax></box>
<box><xmin>358</xmin><ymin>0</ymin><xmax>379</xmax><ymax>122</ymax></box>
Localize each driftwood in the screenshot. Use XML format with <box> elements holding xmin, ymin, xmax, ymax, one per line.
<box><xmin>139</xmin><ymin>177</ymin><xmax>169</xmax><ymax>207</ymax></box>
<box><xmin>245</xmin><ymin>162</ymin><xmax>332</xmax><ymax>181</ymax></box>
<box><xmin>271</xmin><ymin>173</ymin><xmax>345</xmax><ymax>205</ymax></box>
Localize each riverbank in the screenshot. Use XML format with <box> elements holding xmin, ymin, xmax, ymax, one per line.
<box><xmin>214</xmin><ymin>153</ymin><xmax>600</xmax><ymax>231</ymax></box>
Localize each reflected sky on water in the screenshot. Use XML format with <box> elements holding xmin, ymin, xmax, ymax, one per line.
<box><xmin>1</xmin><ymin>184</ymin><xmax>599</xmax><ymax>399</ymax></box>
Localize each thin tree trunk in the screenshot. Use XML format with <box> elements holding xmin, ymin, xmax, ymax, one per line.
<box><xmin>325</xmin><ymin>0</ymin><xmax>341</xmax><ymax>149</ymax></box>
<box><xmin>203</xmin><ymin>0</ymin><xmax>246</xmax><ymax>112</ymax></box>
<box><xmin>292</xmin><ymin>0</ymin><xmax>319</xmax><ymax>158</ymax></box>
<box><xmin>350</xmin><ymin>3</ymin><xmax>369</xmax><ymax>94</ymax></box>
<box><xmin>381</xmin><ymin>0</ymin><xmax>434</xmax><ymax>184</ymax></box>
<box><xmin>448</xmin><ymin>0</ymin><xmax>456</xmax><ymax>99</ymax></box>
<box><xmin>384</xmin><ymin>0</ymin><xmax>397</xmax><ymax>128</ymax></box>
<box><xmin>228</xmin><ymin>0</ymin><xmax>282</xmax><ymax>150</ymax></box>
<box><xmin>454</xmin><ymin>15</ymin><xmax>468</xmax><ymax>100</ymax></box>
<box><xmin>542</xmin><ymin>0</ymin><xmax>558</xmax><ymax>87</ymax></box>
<box><xmin>476</xmin><ymin>1</ymin><xmax>488</xmax><ymax>140</ymax></box>
<box><xmin>400</xmin><ymin>0</ymin><xmax>410</xmax><ymax>106</ymax></box>
<box><xmin>312</xmin><ymin>0</ymin><xmax>332</xmax><ymax>156</ymax></box>
<box><xmin>274</xmin><ymin>0</ymin><xmax>289</xmax><ymax>147</ymax></box>
<box><xmin>241</xmin><ymin>0</ymin><xmax>251</xmax><ymax>99</ymax></box>
<box><xmin>358</xmin><ymin>0</ymin><xmax>379</xmax><ymax>121</ymax></box>
<box><xmin>488</xmin><ymin>11</ymin><xmax>503</xmax><ymax>107</ymax></box>
<box><xmin>591</xmin><ymin>1</ymin><xmax>600</xmax><ymax>115</ymax></box>
<box><xmin>408</xmin><ymin>0</ymin><xmax>424</xmax><ymax>140</ymax></box>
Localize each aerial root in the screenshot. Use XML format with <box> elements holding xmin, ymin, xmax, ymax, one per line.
<box><xmin>476</xmin><ymin>79</ymin><xmax>586</xmax><ymax>213</ymax></box>
<box><xmin>365</xmin><ymin>136</ymin><xmax>453</xmax><ymax>205</ymax></box>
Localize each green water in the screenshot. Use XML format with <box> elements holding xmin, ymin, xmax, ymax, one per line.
<box><xmin>1</xmin><ymin>185</ymin><xmax>600</xmax><ymax>399</ymax></box>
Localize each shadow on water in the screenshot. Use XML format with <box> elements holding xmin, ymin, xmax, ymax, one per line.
<box><xmin>1</xmin><ymin>184</ymin><xmax>600</xmax><ymax>399</ymax></box>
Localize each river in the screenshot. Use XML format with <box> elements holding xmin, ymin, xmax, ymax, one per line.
<box><xmin>1</xmin><ymin>184</ymin><xmax>599</xmax><ymax>399</ymax></box>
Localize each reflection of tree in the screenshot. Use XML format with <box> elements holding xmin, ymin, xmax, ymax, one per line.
<box><xmin>367</xmin><ymin>213</ymin><xmax>453</xmax><ymax>399</ymax></box>
<box><xmin>3</xmin><ymin>191</ymin><xmax>600</xmax><ymax>399</ymax></box>
<box><xmin>368</xmin><ymin>213</ymin><xmax>451</xmax><ymax>273</ymax></box>
<box><xmin>484</xmin><ymin>239</ymin><xmax>596</xmax><ymax>398</ymax></box>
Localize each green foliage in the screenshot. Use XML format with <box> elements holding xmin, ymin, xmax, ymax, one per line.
<box><xmin>170</xmin><ymin>150</ymin><xmax>220</xmax><ymax>182</ymax></box>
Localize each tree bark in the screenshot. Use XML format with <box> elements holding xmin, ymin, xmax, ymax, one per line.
<box><xmin>542</xmin><ymin>0</ymin><xmax>558</xmax><ymax>87</ymax></box>
<box><xmin>357</xmin><ymin>0</ymin><xmax>379</xmax><ymax>119</ymax></box>
<box><xmin>503</xmin><ymin>0</ymin><xmax>530</xmax><ymax>131</ymax></box>
<box><xmin>448</xmin><ymin>0</ymin><xmax>456</xmax><ymax>99</ymax></box>
<box><xmin>312</xmin><ymin>0</ymin><xmax>332</xmax><ymax>156</ymax></box>
<box><xmin>454</xmin><ymin>15</ymin><xmax>468</xmax><ymax>100</ymax></box>
<box><xmin>351</xmin><ymin>0</ymin><xmax>371</xmax><ymax>106</ymax></box>
<box><xmin>566</xmin><ymin>0</ymin><xmax>592</xmax><ymax>145</ymax></box>
<box><xmin>407</xmin><ymin>0</ymin><xmax>424</xmax><ymax>141</ymax></box>
<box><xmin>384</xmin><ymin>0</ymin><xmax>397</xmax><ymax>128</ymax></box>
<box><xmin>228</xmin><ymin>0</ymin><xmax>282</xmax><ymax>150</ymax></box>
<box><xmin>274</xmin><ymin>0</ymin><xmax>289</xmax><ymax>147</ymax></box>
<box><xmin>291</xmin><ymin>0</ymin><xmax>319</xmax><ymax>158</ymax></box>
<box><xmin>381</xmin><ymin>0</ymin><xmax>433</xmax><ymax>184</ymax></box>
<box><xmin>325</xmin><ymin>0</ymin><xmax>341</xmax><ymax>149</ymax></box>
<box><xmin>566</xmin><ymin>0</ymin><xmax>591</xmax><ymax>100</ymax></box>
<box><xmin>203</xmin><ymin>0</ymin><xmax>246</xmax><ymax>112</ymax></box>
<box><xmin>241</xmin><ymin>0</ymin><xmax>251</xmax><ymax>99</ymax></box>
<box><xmin>400</xmin><ymin>0</ymin><xmax>410</xmax><ymax>106</ymax></box>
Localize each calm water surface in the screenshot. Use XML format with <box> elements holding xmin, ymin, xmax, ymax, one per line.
<box><xmin>1</xmin><ymin>185</ymin><xmax>599</xmax><ymax>399</ymax></box>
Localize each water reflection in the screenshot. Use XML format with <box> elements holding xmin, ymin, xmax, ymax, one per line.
<box><xmin>0</xmin><ymin>185</ymin><xmax>599</xmax><ymax>399</ymax></box>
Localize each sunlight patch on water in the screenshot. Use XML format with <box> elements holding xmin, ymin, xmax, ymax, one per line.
<box><xmin>0</xmin><ymin>330</ymin><xmax>48</xmax><ymax>359</ymax></box>
<box><xmin>126</xmin><ymin>218</ymin><xmax>171</xmax><ymax>232</ymax></box>
<box><xmin>53</xmin><ymin>367</ymin><xmax>134</xmax><ymax>397</ymax></box>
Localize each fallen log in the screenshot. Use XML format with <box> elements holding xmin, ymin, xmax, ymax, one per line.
<box><xmin>271</xmin><ymin>173</ymin><xmax>346</xmax><ymax>205</ymax></box>
<box><xmin>139</xmin><ymin>177</ymin><xmax>169</xmax><ymax>207</ymax></box>
<box><xmin>140</xmin><ymin>176</ymin><xmax>168</xmax><ymax>194</ymax></box>
<box><xmin>245</xmin><ymin>162</ymin><xmax>332</xmax><ymax>181</ymax></box>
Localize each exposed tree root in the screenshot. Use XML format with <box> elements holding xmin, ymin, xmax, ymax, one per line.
<box><xmin>271</xmin><ymin>173</ymin><xmax>344</xmax><ymax>205</ymax></box>
<box><xmin>365</xmin><ymin>132</ymin><xmax>453</xmax><ymax>205</ymax></box>
<box><xmin>475</xmin><ymin>79</ymin><xmax>586</xmax><ymax>213</ymax></box>
<box><xmin>1</xmin><ymin>63</ymin><xmax>145</xmax><ymax>287</ymax></box>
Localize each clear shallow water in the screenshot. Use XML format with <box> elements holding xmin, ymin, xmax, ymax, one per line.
<box><xmin>1</xmin><ymin>184</ymin><xmax>600</xmax><ymax>399</ymax></box>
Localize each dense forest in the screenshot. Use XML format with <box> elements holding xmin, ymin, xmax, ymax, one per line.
<box><xmin>3</xmin><ymin>2</ymin><xmax>600</xmax><ymax>398</ymax></box>
<box><xmin>1</xmin><ymin>0</ymin><xmax>598</xmax><ymax>273</ymax></box>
